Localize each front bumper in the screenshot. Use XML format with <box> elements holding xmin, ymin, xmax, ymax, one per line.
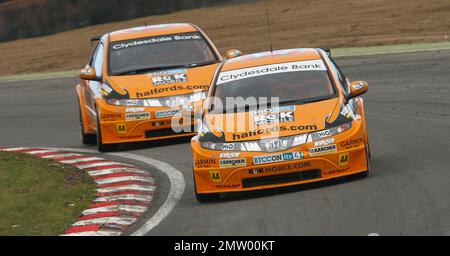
<box><xmin>97</xmin><ymin>101</ymin><xmax>197</xmax><ymax>144</ymax></box>
<box><xmin>192</xmin><ymin>122</ymin><xmax>369</xmax><ymax>194</ymax></box>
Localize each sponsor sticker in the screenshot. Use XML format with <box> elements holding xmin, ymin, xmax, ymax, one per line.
<box><xmin>340</xmin><ymin>137</ymin><xmax>364</xmax><ymax>149</ymax></box>
<box><xmin>156</xmin><ymin>109</ymin><xmax>180</xmax><ymax>118</ymax></box>
<box><xmin>338</xmin><ymin>152</ymin><xmax>349</xmax><ymax>166</ymax></box>
<box><xmin>217</xmin><ymin>60</ymin><xmax>327</xmax><ymax>84</ymax></box>
<box><xmin>150</xmin><ymin>69</ymin><xmax>188</xmax><ymax>86</ymax></box>
<box><xmin>126</xmin><ymin>108</ymin><xmax>146</xmax><ymax>113</ymax></box>
<box><xmin>209</xmin><ymin>170</ymin><xmax>222</xmax><ymax>183</ymax></box>
<box><xmin>125</xmin><ymin>112</ymin><xmax>150</xmax><ymax>121</ymax></box>
<box><xmin>254</xmin><ymin>106</ymin><xmax>295</xmax><ymax>126</ymax></box>
<box><xmin>219</xmin><ymin>153</ymin><xmax>241</xmax><ymax>159</ymax></box>
<box><xmin>116</xmin><ymin>123</ymin><xmax>127</xmax><ymax>135</ymax></box>
<box><xmin>352</xmin><ymin>82</ymin><xmax>365</xmax><ymax>90</ymax></box>
<box><xmin>314</xmin><ymin>138</ymin><xmax>335</xmax><ymax>147</ymax></box>
<box><xmin>111</xmin><ymin>33</ymin><xmax>202</xmax><ymax>51</ymax></box>
<box><xmin>219</xmin><ymin>158</ymin><xmax>247</xmax><ymax>168</ymax></box>
<box><xmin>250</xmin><ymin>161</ymin><xmax>311</xmax><ymax>175</ymax></box>
<box><xmin>309</xmin><ymin>144</ymin><xmax>337</xmax><ymax>156</ymax></box>
<box><xmin>195</xmin><ymin>159</ymin><xmax>216</xmax><ymax>166</ymax></box>
<box><xmin>221</xmin><ymin>143</ymin><xmax>236</xmax><ymax>151</ymax></box>
<box><xmin>101</xmin><ymin>113</ymin><xmax>122</xmax><ymax>121</ymax></box>
<box><xmin>253</xmin><ymin>152</ymin><xmax>303</xmax><ymax>165</ymax></box>
<box><xmin>215</xmin><ymin>184</ymin><xmax>240</xmax><ymax>189</ymax></box>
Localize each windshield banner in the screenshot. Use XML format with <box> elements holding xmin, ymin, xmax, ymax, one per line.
<box><xmin>217</xmin><ymin>60</ymin><xmax>327</xmax><ymax>85</ymax></box>
<box><xmin>111</xmin><ymin>32</ymin><xmax>202</xmax><ymax>51</ymax></box>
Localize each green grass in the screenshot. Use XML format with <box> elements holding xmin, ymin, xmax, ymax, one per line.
<box><xmin>0</xmin><ymin>152</ymin><xmax>96</xmax><ymax>236</ymax></box>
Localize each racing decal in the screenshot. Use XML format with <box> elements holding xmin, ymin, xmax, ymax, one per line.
<box><xmin>309</xmin><ymin>144</ymin><xmax>337</xmax><ymax>156</ymax></box>
<box><xmin>111</xmin><ymin>32</ymin><xmax>203</xmax><ymax>51</ymax></box>
<box><xmin>156</xmin><ymin>109</ymin><xmax>181</xmax><ymax>118</ymax></box>
<box><xmin>217</xmin><ymin>60</ymin><xmax>327</xmax><ymax>85</ymax></box>
<box><xmin>126</xmin><ymin>108</ymin><xmax>146</xmax><ymax>113</ymax></box>
<box><xmin>100</xmin><ymin>83</ymin><xmax>113</xmax><ymax>96</ymax></box>
<box><xmin>232</xmin><ymin>124</ymin><xmax>317</xmax><ymax>140</ymax></box>
<box><xmin>253</xmin><ymin>152</ymin><xmax>303</xmax><ymax>165</ymax></box>
<box><xmin>209</xmin><ymin>170</ymin><xmax>222</xmax><ymax>183</ymax></box>
<box><xmin>338</xmin><ymin>152</ymin><xmax>349</xmax><ymax>167</ymax></box>
<box><xmin>310</xmin><ymin>128</ymin><xmax>335</xmax><ymax>141</ymax></box>
<box><xmin>249</xmin><ymin>161</ymin><xmax>311</xmax><ymax>175</ymax></box>
<box><xmin>101</xmin><ymin>80</ymin><xmax>130</xmax><ymax>100</ymax></box>
<box><xmin>101</xmin><ymin>113</ymin><xmax>122</xmax><ymax>121</ymax></box>
<box><xmin>324</xmin><ymin>167</ymin><xmax>350</xmax><ymax>176</ymax></box>
<box><xmin>221</xmin><ymin>143</ymin><xmax>236</xmax><ymax>151</ymax></box>
<box><xmin>219</xmin><ymin>158</ymin><xmax>247</xmax><ymax>168</ymax></box>
<box><xmin>116</xmin><ymin>123</ymin><xmax>127</xmax><ymax>135</ymax></box>
<box><xmin>219</xmin><ymin>153</ymin><xmax>241</xmax><ymax>158</ymax></box>
<box><xmin>352</xmin><ymin>81</ymin><xmax>365</xmax><ymax>90</ymax></box>
<box><xmin>314</xmin><ymin>138</ymin><xmax>335</xmax><ymax>147</ymax></box>
<box><xmin>254</xmin><ymin>106</ymin><xmax>295</xmax><ymax>126</ymax></box>
<box><xmin>215</xmin><ymin>184</ymin><xmax>240</xmax><ymax>189</ymax></box>
<box><xmin>325</xmin><ymin>104</ymin><xmax>355</xmax><ymax>129</ymax></box>
<box><xmin>136</xmin><ymin>85</ymin><xmax>208</xmax><ymax>98</ymax></box>
<box><xmin>340</xmin><ymin>137</ymin><xmax>364</xmax><ymax>149</ymax></box>
<box><xmin>125</xmin><ymin>112</ymin><xmax>150</xmax><ymax>121</ymax></box>
<box><xmin>150</xmin><ymin>69</ymin><xmax>188</xmax><ymax>86</ymax></box>
<box><xmin>340</xmin><ymin>105</ymin><xmax>356</xmax><ymax>119</ymax></box>
<box><xmin>195</xmin><ymin>159</ymin><xmax>216</xmax><ymax>167</ymax></box>
<box><xmin>118</xmin><ymin>135</ymin><xmax>144</xmax><ymax>140</ymax></box>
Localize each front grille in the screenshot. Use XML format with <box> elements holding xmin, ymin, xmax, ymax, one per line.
<box><xmin>145</xmin><ymin>126</ymin><xmax>195</xmax><ymax>138</ymax></box>
<box><xmin>242</xmin><ymin>169</ymin><xmax>321</xmax><ymax>188</ymax></box>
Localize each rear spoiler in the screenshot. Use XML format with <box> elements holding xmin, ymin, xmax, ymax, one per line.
<box><xmin>91</xmin><ymin>35</ymin><xmax>101</xmax><ymax>46</ymax></box>
<box><xmin>320</xmin><ymin>48</ymin><xmax>331</xmax><ymax>57</ymax></box>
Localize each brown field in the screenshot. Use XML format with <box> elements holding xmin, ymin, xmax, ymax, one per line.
<box><xmin>1</xmin><ymin>0</ymin><xmax>450</xmax><ymax>76</ymax></box>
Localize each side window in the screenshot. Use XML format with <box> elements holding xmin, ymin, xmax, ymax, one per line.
<box><xmin>328</xmin><ymin>58</ymin><xmax>349</xmax><ymax>94</ymax></box>
<box><xmin>91</xmin><ymin>43</ymin><xmax>104</xmax><ymax>78</ymax></box>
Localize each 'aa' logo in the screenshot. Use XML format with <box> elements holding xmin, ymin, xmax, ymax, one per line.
<box><xmin>209</xmin><ymin>170</ymin><xmax>222</xmax><ymax>183</ymax></box>
<box><xmin>338</xmin><ymin>152</ymin><xmax>349</xmax><ymax>166</ymax></box>
<box><xmin>116</xmin><ymin>123</ymin><xmax>127</xmax><ymax>135</ymax></box>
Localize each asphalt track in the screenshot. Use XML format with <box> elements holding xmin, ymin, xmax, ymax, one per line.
<box><xmin>1</xmin><ymin>50</ymin><xmax>449</xmax><ymax>235</ymax></box>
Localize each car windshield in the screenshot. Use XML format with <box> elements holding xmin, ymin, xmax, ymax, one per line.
<box><xmin>109</xmin><ymin>32</ymin><xmax>217</xmax><ymax>75</ymax></box>
<box><xmin>212</xmin><ymin>60</ymin><xmax>336</xmax><ymax>112</ymax></box>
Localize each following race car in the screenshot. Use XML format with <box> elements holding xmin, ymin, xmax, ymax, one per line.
<box><xmin>76</xmin><ymin>23</ymin><xmax>240</xmax><ymax>152</ymax></box>
<box><xmin>191</xmin><ymin>48</ymin><xmax>371</xmax><ymax>201</ymax></box>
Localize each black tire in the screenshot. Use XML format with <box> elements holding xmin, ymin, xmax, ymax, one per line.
<box><xmin>77</xmin><ymin>97</ymin><xmax>96</xmax><ymax>145</ymax></box>
<box><xmin>193</xmin><ymin>173</ymin><xmax>221</xmax><ymax>202</ymax></box>
<box><xmin>96</xmin><ymin>111</ymin><xmax>117</xmax><ymax>152</ymax></box>
<box><xmin>359</xmin><ymin>143</ymin><xmax>372</xmax><ymax>178</ymax></box>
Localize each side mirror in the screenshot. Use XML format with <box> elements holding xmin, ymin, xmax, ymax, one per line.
<box><xmin>225</xmin><ymin>49</ymin><xmax>242</xmax><ymax>59</ymax></box>
<box><xmin>348</xmin><ymin>81</ymin><xmax>368</xmax><ymax>99</ymax></box>
<box><xmin>79</xmin><ymin>66</ymin><xmax>100</xmax><ymax>81</ymax></box>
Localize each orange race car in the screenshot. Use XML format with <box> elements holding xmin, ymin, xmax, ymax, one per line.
<box><xmin>76</xmin><ymin>23</ymin><xmax>232</xmax><ymax>151</ymax></box>
<box><xmin>191</xmin><ymin>48</ymin><xmax>371</xmax><ymax>201</ymax></box>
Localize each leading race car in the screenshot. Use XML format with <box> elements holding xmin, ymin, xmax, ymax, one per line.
<box><xmin>76</xmin><ymin>23</ymin><xmax>229</xmax><ymax>152</ymax></box>
<box><xmin>191</xmin><ymin>48</ymin><xmax>371</xmax><ymax>201</ymax></box>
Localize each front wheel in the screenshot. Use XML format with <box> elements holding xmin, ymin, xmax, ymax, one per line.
<box><xmin>96</xmin><ymin>112</ymin><xmax>117</xmax><ymax>152</ymax></box>
<box><xmin>359</xmin><ymin>143</ymin><xmax>372</xmax><ymax>178</ymax></box>
<box><xmin>78</xmin><ymin>97</ymin><xmax>96</xmax><ymax>145</ymax></box>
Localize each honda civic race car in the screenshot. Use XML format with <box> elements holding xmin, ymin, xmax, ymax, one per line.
<box><xmin>76</xmin><ymin>23</ymin><xmax>225</xmax><ymax>152</ymax></box>
<box><xmin>191</xmin><ymin>48</ymin><xmax>371</xmax><ymax>201</ymax></box>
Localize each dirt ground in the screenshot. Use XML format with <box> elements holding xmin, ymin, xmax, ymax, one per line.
<box><xmin>1</xmin><ymin>0</ymin><xmax>450</xmax><ymax>76</ymax></box>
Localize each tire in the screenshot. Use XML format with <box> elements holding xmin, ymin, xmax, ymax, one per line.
<box><xmin>193</xmin><ymin>173</ymin><xmax>221</xmax><ymax>202</ymax></box>
<box><xmin>359</xmin><ymin>143</ymin><xmax>372</xmax><ymax>178</ymax></box>
<box><xmin>96</xmin><ymin>111</ymin><xmax>117</xmax><ymax>152</ymax></box>
<box><xmin>77</xmin><ymin>97</ymin><xmax>96</xmax><ymax>145</ymax></box>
